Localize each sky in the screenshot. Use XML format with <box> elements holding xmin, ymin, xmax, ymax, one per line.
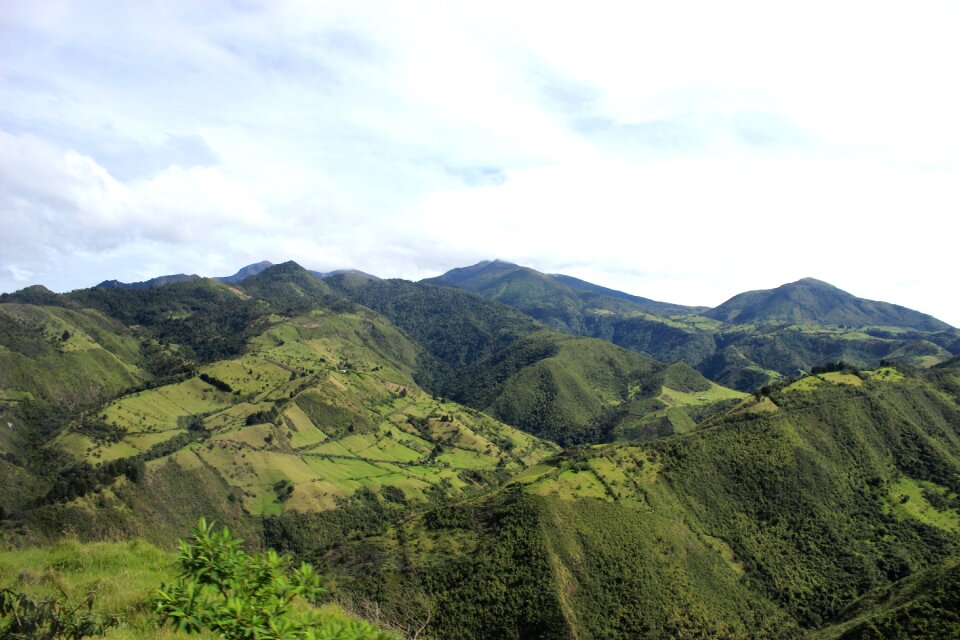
<box><xmin>2</xmin><ymin>1</ymin><xmax>959</xmax><ymax>326</ymax></box>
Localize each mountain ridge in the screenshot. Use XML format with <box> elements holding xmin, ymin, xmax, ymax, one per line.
<box><xmin>9</xmin><ymin>259</ymin><xmax>954</xmax><ymax>334</ymax></box>
<box><xmin>707</xmin><ymin>277</ymin><xmax>951</xmax><ymax>330</ymax></box>
<box><xmin>82</xmin><ymin>260</ymin><xmax>381</xmax><ymax>291</ymax></box>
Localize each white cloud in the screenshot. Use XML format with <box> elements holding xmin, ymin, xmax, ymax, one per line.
<box><xmin>0</xmin><ymin>130</ymin><xmax>269</xmax><ymax>254</ymax></box>
<box><xmin>1</xmin><ymin>1</ymin><xmax>960</xmax><ymax>326</ymax></box>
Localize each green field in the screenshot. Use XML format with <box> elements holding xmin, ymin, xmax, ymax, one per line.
<box><xmin>889</xmin><ymin>476</ymin><xmax>960</xmax><ymax>532</ymax></box>
<box><xmin>33</xmin><ymin>313</ymin><xmax>555</xmax><ymax>517</ymax></box>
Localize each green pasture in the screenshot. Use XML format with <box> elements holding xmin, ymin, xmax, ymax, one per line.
<box><xmin>889</xmin><ymin>476</ymin><xmax>960</xmax><ymax>532</ymax></box>
<box><xmin>99</xmin><ymin>378</ymin><xmax>233</xmax><ymax>433</ymax></box>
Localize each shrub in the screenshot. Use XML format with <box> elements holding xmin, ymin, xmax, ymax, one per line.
<box><xmin>0</xmin><ymin>588</ymin><xmax>117</xmax><ymax>639</ymax></box>
<box><xmin>155</xmin><ymin>518</ymin><xmax>389</xmax><ymax>640</ymax></box>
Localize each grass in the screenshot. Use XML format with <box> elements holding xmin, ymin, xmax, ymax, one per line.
<box><xmin>783</xmin><ymin>376</ymin><xmax>825</xmax><ymax>393</ymax></box>
<box><xmin>99</xmin><ymin>378</ymin><xmax>234</xmax><ymax>434</ymax></box>
<box><xmin>659</xmin><ymin>382</ymin><xmax>747</xmax><ymax>406</ymax></box>
<box><xmin>528</xmin><ymin>467</ymin><xmax>609</xmax><ymax>500</ymax></box>
<box><xmin>819</xmin><ymin>371</ymin><xmax>864</xmax><ymax>386</ymax></box>
<box><xmin>436</xmin><ymin>447</ymin><xmax>499</xmax><ymax>469</ymax></box>
<box><xmin>0</xmin><ymin>539</ymin><xmax>391</xmax><ymax>639</ymax></box>
<box><xmin>284</xmin><ymin>403</ymin><xmax>329</xmax><ymax>447</ymax></box>
<box><xmin>889</xmin><ymin>476</ymin><xmax>960</xmax><ymax>532</ymax></box>
<box><xmin>20</xmin><ymin>313</ymin><xmax>557</xmax><ymax>529</ymax></box>
<box><xmin>782</xmin><ymin>372</ymin><xmax>864</xmax><ymax>394</ymax></box>
<box><xmin>864</xmin><ymin>366</ymin><xmax>906</xmax><ymax>383</ymax></box>
<box><xmin>0</xmin><ymin>539</ymin><xmax>209</xmax><ymax>639</ymax></box>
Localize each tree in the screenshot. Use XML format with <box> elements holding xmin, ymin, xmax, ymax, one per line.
<box><xmin>155</xmin><ymin>518</ymin><xmax>389</xmax><ymax>640</ymax></box>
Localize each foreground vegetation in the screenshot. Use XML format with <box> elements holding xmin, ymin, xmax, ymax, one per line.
<box><xmin>0</xmin><ymin>522</ymin><xmax>391</xmax><ymax>639</ymax></box>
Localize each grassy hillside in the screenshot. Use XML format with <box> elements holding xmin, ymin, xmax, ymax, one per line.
<box><xmin>324</xmin><ymin>276</ymin><xmax>743</xmax><ymax>445</ymax></box>
<box><xmin>6</xmin><ymin>307</ymin><xmax>556</xmax><ymax>545</ymax></box>
<box><xmin>0</xmin><ymin>538</ymin><xmax>391</xmax><ymax>639</ymax></box>
<box><xmin>446</xmin><ymin>330</ymin><xmax>743</xmax><ymax>445</ymax></box>
<box><xmin>314</xmin><ymin>363</ymin><xmax>960</xmax><ymax>638</ymax></box>
<box><xmin>3</xmin><ymin>266</ymin><xmax>959</xmax><ymax>639</ymax></box>
<box><xmin>0</xmin><ymin>303</ymin><xmax>146</xmax><ymax>408</ymax></box>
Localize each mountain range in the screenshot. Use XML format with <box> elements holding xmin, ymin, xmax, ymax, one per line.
<box><xmin>80</xmin><ymin>258</ymin><xmax>960</xmax><ymax>393</ymax></box>
<box><xmin>2</xmin><ymin>259</ymin><xmax>960</xmax><ymax>638</ymax></box>
<box><xmin>96</xmin><ymin>260</ymin><xmax>380</xmax><ymax>290</ymax></box>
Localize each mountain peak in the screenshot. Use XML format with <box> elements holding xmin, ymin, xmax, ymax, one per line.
<box><xmin>430</xmin><ymin>259</ymin><xmax>519</xmax><ymax>287</ymax></box>
<box><xmin>0</xmin><ymin>284</ymin><xmax>68</xmax><ymax>307</ymax></box>
<box><xmin>789</xmin><ymin>277</ymin><xmax>834</xmax><ymax>287</ymax></box>
<box><xmin>215</xmin><ymin>260</ymin><xmax>274</xmax><ymax>284</ymax></box>
<box><xmin>707</xmin><ymin>279</ymin><xmax>950</xmax><ymax>330</ymax></box>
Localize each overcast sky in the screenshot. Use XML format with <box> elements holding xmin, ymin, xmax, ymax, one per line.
<box><xmin>2</xmin><ymin>1</ymin><xmax>959</xmax><ymax>325</ymax></box>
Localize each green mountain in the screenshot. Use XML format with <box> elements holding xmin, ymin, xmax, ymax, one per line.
<box><xmin>0</xmin><ymin>266</ymin><xmax>558</xmax><ymax>546</ymax></box>
<box><xmin>323</xmin><ymin>274</ymin><xmax>741</xmax><ymax>445</ymax></box>
<box><xmin>316</xmin><ymin>361</ymin><xmax>960</xmax><ymax>639</ymax></box>
<box><xmin>3</xmin><ymin>263</ymin><xmax>960</xmax><ymax>639</ymax></box>
<box><xmin>447</xmin><ymin>330</ymin><xmax>742</xmax><ymax>445</ymax></box>
<box><xmin>426</xmin><ymin>262</ymin><xmax>960</xmax><ymax>391</ymax></box>
<box><xmin>706</xmin><ymin>277</ymin><xmax>952</xmax><ymax>331</ymax></box>
<box><xmin>425</xmin><ymin>259</ymin><xmax>695</xmax><ymax>331</ymax></box>
<box><xmin>323</xmin><ymin>274</ymin><xmax>541</xmax><ymax>384</ymax></box>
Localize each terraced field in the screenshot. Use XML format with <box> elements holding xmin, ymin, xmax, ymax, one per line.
<box><xmin>58</xmin><ymin>312</ymin><xmax>557</xmax><ymax>516</ymax></box>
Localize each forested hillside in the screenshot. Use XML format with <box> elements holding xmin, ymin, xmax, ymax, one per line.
<box><xmin>314</xmin><ymin>361</ymin><xmax>960</xmax><ymax>639</ymax></box>
<box><xmin>2</xmin><ymin>263</ymin><xmax>959</xmax><ymax>639</ymax></box>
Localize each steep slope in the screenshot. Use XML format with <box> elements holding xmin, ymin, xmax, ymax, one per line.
<box><xmin>66</xmin><ymin>277</ymin><xmax>270</xmax><ymax>364</ymax></box>
<box><xmin>238</xmin><ymin>260</ymin><xmax>342</xmax><ymax>314</ymax></box>
<box><xmin>321</xmin><ymin>363</ymin><xmax>960</xmax><ymax>639</ymax></box>
<box><xmin>707</xmin><ymin>278</ymin><xmax>952</xmax><ymax>330</ymax></box>
<box><xmin>325</xmin><ymin>275</ymin><xmax>740</xmax><ymax>445</ymax></box>
<box><xmin>6</xmin><ymin>296</ymin><xmax>556</xmax><ymax>544</ymax></box>
<box><xmin>816</xmin><ymin>556</ymin><xmax>960</xmax><ymax>639</ymax></box>
<box><xmin>0</xmin><ymin>301</ymin><xmax>151</xmax><ymax>520</ymax></box>
<box><xmin>323</xmin><ymin>275</ymin><xmax>541</xmax><ymax>384</ymax></box>
<box><xmin>449</xmin><ymin>330</ymin><xmax>742</xmax><ymax>445</ymax></box>
<box><xmin>453</xmin><ymin>331</ymin><xmax>661</xmax><ymax>444</ymax></box>
<box><xmin>0</xmin><ymin>303</ymin><xmax>147</xmax><ymax>408</ymax></box>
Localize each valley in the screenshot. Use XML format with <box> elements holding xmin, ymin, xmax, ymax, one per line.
<box><xmin>2</xmin><ymin>260</ymin><xmax>959</xmax><ymax>639</ymax></box>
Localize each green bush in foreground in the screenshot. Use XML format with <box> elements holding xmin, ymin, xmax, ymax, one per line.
<box><xmin>0</xmin><ymin>587</ymin><xmax>117</xmax><ymax>639</ymax></box>
<box><xmin>155</xmin><ymin>518</ymin><xmax>388</xmax><ymax>640</ymax></box>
